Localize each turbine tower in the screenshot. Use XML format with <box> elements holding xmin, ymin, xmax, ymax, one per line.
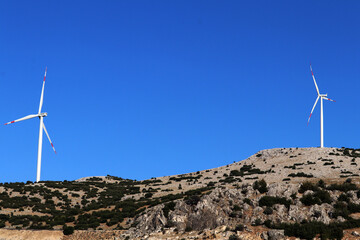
<box><xmin>307</xmin><ymin>64</ymin><xmax>335</xmax><ymax>148</ymax></box>
<box><xmin>5</xmin><ymin>67</ymin><xmax>56</xmax><ymax>182</ymax></box>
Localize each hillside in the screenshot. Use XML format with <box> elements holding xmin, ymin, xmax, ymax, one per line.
<box><xmin>0</xmin><ymin>147</ymin><xmax>360</xmax><ymax>239</ymax></box>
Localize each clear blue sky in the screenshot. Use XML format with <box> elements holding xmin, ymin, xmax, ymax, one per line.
<box><xmin>0</xmin><ymin>1</ymin><xmax>359</xmax><ymax>182</ymax></box>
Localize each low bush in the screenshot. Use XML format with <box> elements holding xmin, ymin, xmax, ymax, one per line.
<box><xmin>228</xmin><ymin>234</ymin><xmax>240</xmax><ymax>240</ymax></box>
<box><xmin>299</xmin><ymin>182</ymin><xmax>319</xmax><ymax>193</ymax></box>
<box><xmin>63</xmin><ymin>225</ymin><xmax>74</xmax><ymax>235</ymax></box>
<box><xmin>184</xmin><ymin>195</ymin><xmax>200</xmax><ymax>206</ymax></box>
<box><xmin>263</xmin><ymin>207</ymin><xmax>273</xmax><ymax>215</ymax></box>
<box><xmin>163</xmin><ymin>201</ymin><xmax>176</xmax><ymax>218</ymax></box>
<box><xmin>253</xmin><ymin>179</ymin><xmax>268</xmax><ymax>193</ymax></box>
<box><xmin>288</xmin><ymin>172</ymin><xmax>313</xmax><ymax>178</ymax></box>
<box><xmin>300</xmin><ymin>190</ymin><xmax>331</xmax><ymax>206</ymax></box>
<box><xmin>234</xmin><ymin>224</ymin><xmax>244</xmax><ymax>231</ymax></box>
<box><xmin>259</xmin><ymin>196</ymin><xmax>291</xmax><ymax>208</ymax></box>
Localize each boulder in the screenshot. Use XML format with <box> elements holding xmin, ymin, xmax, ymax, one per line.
<box><xmin>268</xmin><ymin>229</ymin><xmax>285</xmax><ymax>240</ymax></box>
<box><xmin>309</xmin><ymin>204</ymin><xmax>332</xmax><ymax>224</ymax></box>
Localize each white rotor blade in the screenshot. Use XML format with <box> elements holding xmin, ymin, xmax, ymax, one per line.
<box><xmin>323</xmin><ymin>97</ymin><xmax>336</xmax><ymax>102</ymax></box>
<box><xmin>4</xmin><ymin>114</ymin><xmax>39</xmax><ymax>125</ymax></box>
<box><xmin>43</xmin><ymin>123</ymin><xmax>57</xmax><ymax>154</ymax></box>
<box><xmin>307</xmin><ymin>96</ymin><xmax>319</xmax><ymax>125</ymax></box>
<box><xmin>38</xmin><ymin>67</ymin><xmax>47</xmax><ymax>114</ymax></box>
<box><xmin>310</xmin><ymin>64</ymin><xmax>320</xmax><ymax>96</ymax></box>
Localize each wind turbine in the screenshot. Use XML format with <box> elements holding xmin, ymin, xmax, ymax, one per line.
<box><xmin>5</xmin><ymin>67</ymin><xmax>56</xmax><ymax>182</ymax></box>
<box><xmin>307</xmin><ymin>64</ymin><xmax>335</xmax><ymax>148</ymax></box>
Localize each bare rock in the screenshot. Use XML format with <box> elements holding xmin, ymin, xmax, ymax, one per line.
<box><xmin>243</xmin><ymin>203</ymin><xmax>251</xmax><ymax>211</ymax></box>
<box><xmin>273</xmin><ymin>204</ymin><xmax>287</xmax><ymax>219</ymax></box>
<box><xmin>261</xmin><ymin>231</ymin><xmax>269</xmax><ymax>240</ymax></box>
<box><xmin>337</xmin><ymin>216</ymin><xmax>346</xmax><ymax>222</ymax></box>
<box><xmin>309</xmin><ymin>204</ymin><xmax>332</xmax><ymax>224</ymax></box>
<box><xmin>267</xmin><ymin>229</ymin><xmax>285</xmax><ymax>240</ymax></box>
<box><xmin>133</xmin><ymin>204</ymin><xmax>167</xmax><ymax>233</ymax></box>
<box><xmin>288</xmin><ymin>205</ymin><xmax>306</xmax><ymax>222</ymax></box>
<box><xmin>267</xmin><ymin>183</ymin><xmax>297</xmax><ymax>198</ymax></box>
<box><xmin>253</xmin><ymin>206</ymin><xmax>263</xmax><ymax>214</ymax></box>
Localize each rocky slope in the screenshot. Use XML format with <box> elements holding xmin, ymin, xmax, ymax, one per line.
<box><xmin>0</xmin><ymin>147</ymin><xmax>360</xmax><ymax>239</ymax></box>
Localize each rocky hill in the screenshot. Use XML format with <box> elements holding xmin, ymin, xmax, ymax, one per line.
<box><xmin>1</xmin><ymin>147</ymin><xmax>360</xmax><ymax>239</ymax></box>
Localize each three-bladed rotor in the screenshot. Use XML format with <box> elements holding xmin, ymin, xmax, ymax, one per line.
<box><xmin>307</xmin><ymin>64</ymin><xmax>335</xmax><ymax>148</ymax></box>
<box><xmin>4</xmin><ymin>67</ymin><xmax>56</xmax><ymax>182</ymax></box>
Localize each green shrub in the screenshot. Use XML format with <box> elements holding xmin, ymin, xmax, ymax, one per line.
<box><xmin>232</xmin><ymin>205</ymin><xmax>241</xmax><ymax>211</ymax></box>
<box><xmin>184</xmin><ymin>195</ymin><xmax>200</xmax><ymax>206</ymax></box>
<box><xmin>299</xmin><ymin>182</ymin><xmax>319</xmax><ymax>193</ymax></box>
<box><xmin>243</xmin><ymin>198</ymin><xmax>251</xmax><ymax>205</ymax></box>
<box><xmin>288</xmin><ymin>172</ymin><xmax>313</xmax><ymax>178</ymax></box>
<box><xmin>273</xmin><ymin>221</ymin><xmax>344</xmax><ymax>240</ymax></box>
<box><xmin>263</xmin><ymin>207</ymin><xmax>273</xmax><ymax>215</ymax></box>
<box><xmin>253</xmin><ymin>218</ymin><xmax>262</xmax><ymax>226</ymax></box>
<box><xmin>259</xmin><ymin>196</ymin><xmax>291</xmax><ymax>208</ymax></box>
<box><xmin>300</xmin><ymin>190</ymin><xmax>331</xmax><ymax>206</ymax></box>
<box><xmin>327</xmin><ymin>182</ymin><xmax>358</xmax><ymax>192</ymax></box>
<box><xmin>333</xmin><ymin>201</ymin><xmax>350</xmax><ymax>218</ymax></box>
<box><xmin>318</xmin><ymin>180</ymin><xmax>325</xmax><ymax>188</ymax></box>
<box><xmin>253</xmin><ymin>179</ymin><xmax>268</xmax><ymax>193</ymax></box>
<box><xmin>163</xmin><ymin>201</ymin><xmax>176</xmax><ymax>218</ymax></box>
<box><xmin>234</xmin><ymin>224</ymin><xmax>244</xmax><ymax>231</ymax></box>
<box><xmin>348</xmin><ymin>203</ymin><xmax>360</xmax><ymax>213</ymax></box>
<box><xmin>300</xmin><ymin>194</ymin><xmax>320</xmax><ymax>206</ymax></box>
<box><xmin>220</xmin><ymin>176</ymin><xmax>237</xmax><ymax>183</ymax></box>
<box><xmin>63</xmin><ymin>225</ymin><xmax>74</xmax><ymax>235</ymax></box>
<box><xmin>185</xmin><ymin>225</ymin><xmax>192</xmax><ymax>232</ymax></box>
<box><xmin>230</xmin><ymin>170</ymin><xmax>243</xmax><ymax>177</ymax></box>
<box><xmin>207</xmin><ymin>181</ymin><xmax>215</xmax><ymax>187</ymax></box>
<box><xmin>228</xmin><ymin>234</ymin><xmax>239</xmax><ymax>240</ymax></box>
<box><xmin>338</xmin><ymin>193</ymin><xmax>349</xmax><ymax>202</ymax></box>
<box><xmin>144</xmin><ymin>192</ymin><xmax>153</xmax><ymax>198</ymax></box>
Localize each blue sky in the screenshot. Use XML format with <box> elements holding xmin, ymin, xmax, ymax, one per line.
<box><xmin>0</xmin><ymin>1</ymin><xmax>359</xmax><ymax>182</ymax></box>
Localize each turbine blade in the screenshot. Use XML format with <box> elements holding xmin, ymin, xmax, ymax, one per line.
<box><xmin>310</xmin><ymin>64</ymin><xmax>320</xmax><ymax>96</ymax></box>
<box><xmin>323</xmin><ymin>97</ymin><xmax>336</xmax><ymax>102</ymax></box>
<box><xmin>38</xmin><ymin>67</ymin><xmax>47</xmax><ymax>114</ymax></box>
<box><xmin>4</xmin><ymin>114</ymin><xmax>39</xmax><ymax>125</ymax></box>
<box><xmin>43</xmin><ymin>123</ymin><xmax>56</xmax><ymax>154</ymax></box>
<box><xmin>307</xmin><ymin>96</ymin><xmax>320</xmax><ymax>125</ymax></box>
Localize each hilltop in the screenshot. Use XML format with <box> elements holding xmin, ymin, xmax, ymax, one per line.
<box><xmin>0</xmin><ymin>147</ymin><xmax>360</xmax><ymax>239</ymax></box>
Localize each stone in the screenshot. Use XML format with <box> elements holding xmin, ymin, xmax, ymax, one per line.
<box><xmin>260</xmin><ymin>231</ymin><xmax>269</xmax><ymax>240</ymax></box>
<box><xmin>288</xmin><ymin>205</ymin><xmax>306</xmax><ymax>222</ymax></box>
<box><xmin>309</xmin><ymin>204</ymin><xmax>332</xmax><ymax>224</ymax></box>
<box><xmin>267</xmin><ymin>229</ymin><xmax>285</xmax><ymax>240</ymax></box>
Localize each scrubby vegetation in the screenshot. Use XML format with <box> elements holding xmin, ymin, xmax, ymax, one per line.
<box><xmin>0</xmin><ymin>178</ymin><xmax>214</xmax><ymax>231</ymax></box>
<box><xmin>253</xmin><ymin>179</ymin><xmax>267</xmax><ymax>193</ymax></box>
<box><xmin>269</xmin><ymin>221</ymin><xmax>344</xmax><ymax>240</ymax></box>
<box><xmin>259</xmin><ymin>196</ymin><xmax>291</xmax><ymax>208</ymax></box>
<box><xmin>338</xmin><ymin>148</ymin><xmax>360</xmax><ymax>158</ymax></box>
<box><xmin>288</xmin><ymin>172</ymin><xmax>313</xmax><ymax>178</ymax></box>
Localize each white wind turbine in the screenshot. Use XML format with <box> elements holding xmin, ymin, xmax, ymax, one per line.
<box><xmin>307</xmin><ymin>64</ymin><xmax>335</xmax><ymax>148</ymax></box>
<box><xmin>5</xmin><ymin>67</ymin><xmax>56</xmax><ymax>182</ymax></box>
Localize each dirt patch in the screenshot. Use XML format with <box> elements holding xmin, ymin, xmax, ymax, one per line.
<box><xmin>0</xmin><ymin>229</ymin><xmax>62</xmax><ymax>240</ymax></box>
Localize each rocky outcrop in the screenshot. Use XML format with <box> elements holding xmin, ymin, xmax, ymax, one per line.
<box><xmin>267</xmin><ymin>229</ymin><xmax>285</xmax><ymax>240</ymax></box>
<box><xmin>123</xmin><ymin>178</ymin><xmax>360</xmax><ymax>239</ymax></box>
